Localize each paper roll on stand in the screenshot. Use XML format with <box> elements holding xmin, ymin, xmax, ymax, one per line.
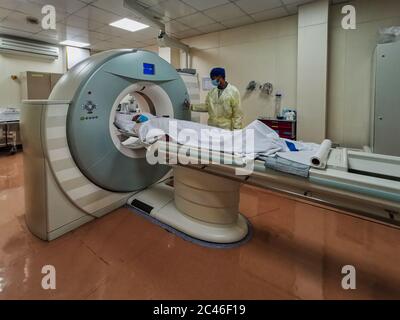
<box><xmin>310</xmin><ymin>139</ymin><xmax>332</xmax><ymax>169</ymax></box>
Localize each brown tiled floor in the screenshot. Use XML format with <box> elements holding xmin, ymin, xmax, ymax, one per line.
<box><xmin>0</xmin><ymin>152</ymin><xmax>400</xmax><ymax>299</ymax></box>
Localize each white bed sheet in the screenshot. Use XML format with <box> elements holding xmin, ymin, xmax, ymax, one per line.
<box><xmin>136</xmin><ymin>118</ymin><xmax>320</xmax><ymax>160</ymax></box>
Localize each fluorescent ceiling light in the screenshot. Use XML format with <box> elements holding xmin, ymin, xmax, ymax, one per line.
<box><xmin>59</xmin><ymin>40</ymin><xmax>90</xmax><ymax>48</ymax></box>
<box><xmin>110</xmin><ymin>18</ymin><xmax>149</xmax><ymax>32</ymax></box>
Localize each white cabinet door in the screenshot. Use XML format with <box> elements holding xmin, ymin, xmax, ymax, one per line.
<box><xmin>374</xmin><ymin>42</ymin><xmax>400</xmax><ymax>157</ymax></box>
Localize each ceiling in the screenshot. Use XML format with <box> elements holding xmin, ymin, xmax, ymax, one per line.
<box><xmin>0</xmin><ymin>0</ymin><xmax>318</xmax><ymax>51</ymax></box>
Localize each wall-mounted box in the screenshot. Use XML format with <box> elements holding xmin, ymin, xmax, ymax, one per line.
<box><xmin>20</xmin><ymin>71</ymin><xmax>63</xmax><ymax>100</ymax></box>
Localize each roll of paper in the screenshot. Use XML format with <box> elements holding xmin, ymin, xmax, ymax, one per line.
<box><xmin>310</xmin><ymin>139</ymin><xmax>332</xmax><ymax>169</ymax></box>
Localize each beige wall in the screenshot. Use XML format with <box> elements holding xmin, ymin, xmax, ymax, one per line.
<box><xmin>0</xmin><ymin>49</ymin><xmax>66</xmax><ymax>109</ymax></box>
<box><xmin>180</xmin><ymin>16</ymin><xmax>298</xmax><ymax>127</ymax></box>
<box><xmin>144</xmin><ymin>45</ymin><xmax>158</xmax><ymax>53</ymax></box>
<box><xmin>328</xmin><ymin>0</ymin><xmax>400</xmax><ymax>148</ymax></box>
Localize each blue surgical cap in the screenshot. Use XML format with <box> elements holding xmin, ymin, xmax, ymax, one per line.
<box><xmin>210</xmin><ymin>67</ymin><xmax>225</xmax><ymax>79</ymax></box>
<box><xmin>138</xmin><ymin>114</ymin><xmax>149</xmax><ymax>123</ymax></box>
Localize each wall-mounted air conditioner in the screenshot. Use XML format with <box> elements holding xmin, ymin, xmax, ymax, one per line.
<box><xmin>0</xmin><ymin>37</ymin><xmax>59</xmax><ymax>60</ymax></box>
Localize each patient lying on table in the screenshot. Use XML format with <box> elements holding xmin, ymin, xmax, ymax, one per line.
<box><xmin>114</xmin><ymin>114</ymin><xmax>328</xmax><ymax>178</ymax></box>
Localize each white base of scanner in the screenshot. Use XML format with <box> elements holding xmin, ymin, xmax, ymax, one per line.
<box><xmin>127</xmin><ymin>167</ymin><xmax>249</xmax><ymax>244</ymax></box>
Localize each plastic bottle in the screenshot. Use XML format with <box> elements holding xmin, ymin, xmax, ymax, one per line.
<box><xmin>274</xmin><ymin>93</ymin><xmax>282</xmax><ymax>118</ymax></box>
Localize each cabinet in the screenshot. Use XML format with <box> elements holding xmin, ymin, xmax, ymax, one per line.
<box><xmin>0</xmin><ymin>122</ymin><xmax>21</xmax><ymax>149</ymax></box>
<box><xmin>258</xmin><ymin>118</ymin><xmax>297</xmax><ymax>140</ymax></box>
<box><xmin>372</xmin><ymin>41</ymin><xmax>400</xmax><ymax>157</ymax></box>
<box><xmin>7</xmin><ymin>122</ymin><xmax>22</xmax><ymax>146</ymax></box>
<box><xmin>20</xmin><ymin>71</ymin><xmax>63</xmax><ymax>100</ymax></box>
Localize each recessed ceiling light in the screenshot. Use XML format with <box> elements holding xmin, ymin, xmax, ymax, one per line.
<box><xmin>59</xmin><ymin>40</ymin><xmax>90</xmax><ymax>48</ymax></box>
<box><xmin>110</xmin><ymin>18</ymin><xmax>149</xmax><ymax>32</ymax></box>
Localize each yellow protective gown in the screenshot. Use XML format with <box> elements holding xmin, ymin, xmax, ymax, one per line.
<box><xmin>192</xmin><ymin>83</ymin><xmax>243</xmax><ymax>130</ymax></box>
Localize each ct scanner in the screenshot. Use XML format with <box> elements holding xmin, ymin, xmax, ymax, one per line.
<box><xmin>20</xmin><ymin>49</ymin><xmax>400</xmax><ymax>246</ymax></box>
<box><xmin>21</xmin><ymin>49</ymin><xmax>249</xmax><ymax>245</ymax></box>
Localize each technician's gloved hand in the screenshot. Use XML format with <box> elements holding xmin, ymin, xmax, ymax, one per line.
<box><xmin>183</xmin><ymin>99</ymin><xmax>191</xmax><ymax>110</ymax></box>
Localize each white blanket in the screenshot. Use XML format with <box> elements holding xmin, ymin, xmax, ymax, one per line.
<box><xmin>136</xmin><ymin>118</ymin><xmax>319</xmax><ymax>160</ymax></box>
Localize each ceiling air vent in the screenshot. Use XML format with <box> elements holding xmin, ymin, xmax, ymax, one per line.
<box><xmin>0</xmin><ymin>37</ymin><xmax>59</xmax><ymax>60</ymax></box>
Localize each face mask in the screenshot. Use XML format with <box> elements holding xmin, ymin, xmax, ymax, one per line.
<box><xmin>211</xmin><ymin>79</ymin><xmax>220</xmax><ymax>87</ymax></box>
